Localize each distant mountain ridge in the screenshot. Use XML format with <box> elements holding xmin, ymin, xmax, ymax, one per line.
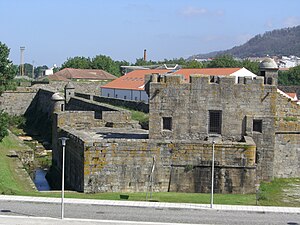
<box><xmin>190</xmin><ymin>25</ymin><xmax>300</xmax><ymax>59</ymax></box>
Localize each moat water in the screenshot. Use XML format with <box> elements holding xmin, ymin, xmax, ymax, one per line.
<box><xmin>33</xmin><ymin>168</ymin><xmax>51</xmax><ymax>191</ymax></box>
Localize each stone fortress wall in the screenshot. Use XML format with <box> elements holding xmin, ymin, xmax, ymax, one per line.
<box><xmin>147</xmin><ymin>74</ymin><xmax>277</xmax><ymax>181</ymax></box>
<box><xmin>1</xmin><ymin>61</ymin><xmax>299</xmax><ymax>194</ymax></box>
<box><xmin>55</xmin><ymin>127</ymin><xmax>256</xmax><ymax>194</ymax></box>
<box><xmin>273</xmin><ymin>91</ymin><xmax>300</xmax><ymax>178</ymax></box>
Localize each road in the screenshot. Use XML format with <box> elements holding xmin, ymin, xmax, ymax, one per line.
<box><xmin>0</xmin><ymin>200</ymin><xmax>299</xmax><ymax>225</ymax></box>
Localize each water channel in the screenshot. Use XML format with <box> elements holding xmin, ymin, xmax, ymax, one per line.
<box><xmin>33</xmin><ymin>168</ymin><xmax>51</xmax><ymax>191</ymax></box>
<box><xmin>20</xmin><ymin>134</ymin><xmax>52</xmax><ymax>191</ymax></box>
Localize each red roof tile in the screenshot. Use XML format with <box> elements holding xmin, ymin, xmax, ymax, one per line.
<box><xmin>101</xmin><ymin>69</ymin><xmax>169</xmax><ymax>90</ymax></box>
<box><xmin>286</xmin><ymin>93</ymin><xmax>297</xmax><ymax>99</ymax></box>
<box><xmin>173</xmin><ymin>68</ymin><xmax>241</xmax><ymax>82</ymax></box>
<box><xmin>47</xmin><ymin>73</ymin><xmax>69</xmax><ymax>81</ymax></box>
<box><xmin>101</xmin><ymin>68</ymin><xmax>241</xmax><ymax>90</ymax></box>
<box><xmin>48</xmin><ymin>68</ymin><xmax>117</xmax><ymax>81</ymax></box>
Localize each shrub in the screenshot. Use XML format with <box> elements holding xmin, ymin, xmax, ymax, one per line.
<box><xmin>0</xmin><ymin>111</ymin><xmax>9</xmax><ymax>141</ymax></box>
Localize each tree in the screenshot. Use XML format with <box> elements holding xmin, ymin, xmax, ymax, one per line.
<box><xmin>134</xmin><ymin>58</ymin><xmax>157</xmax><ymax>66</ymax></box>
<box><xmin>206</xmin><ymin>55</ymin><xmax>242</xmax><ymax>68</ymax></box>
<box><xmin>0</xmin><ymin>111</ymin><xmax>8</xmax><ymax>141</ymax></box>
<box><xmin>61</xmin><ymin>56</ymin><xmax>91</xmax><ymax>69</ymax></box>
<box><xmin>24</xmin><ymin>63</ymin><xmax>33</xmax><ymax>77</ymax></box>
<box><xmin>0</xmin><ymin>42</ymin><xmax>16</xmax><ymax>92</ymax></box>
<box><xmin>34</xmin><ymin>65</ymin><xmax>48</xmax><ymax>78</ymax></box>
<box><xmin>241</xmin><ymin>59</ymin><xmax>259</xmax><ymax>74</ymax></box>
<box><xmin>91</xmin><ymin>55</ymin><xmax>121</xmax><ymax>77</ymax></box>
<box><xmin>115</xmin><ymin>60</ymin><xmax>130</xmax><ymax>76</ymax></box>
<box><xmin>278</xmin><ymin>65</ymin><xmax>300</xmax><ymax>85</ymax></box>
<box><xmin>184</xmin><ymin>60</ymin><xmax>203</xmax><ymax>68</ymax></box>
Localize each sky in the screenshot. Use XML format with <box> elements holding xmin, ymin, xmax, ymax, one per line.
<box><xmin>1</xmin><ymin>0</ymin><xmax>300</xmax><ymax>67</ymax></box>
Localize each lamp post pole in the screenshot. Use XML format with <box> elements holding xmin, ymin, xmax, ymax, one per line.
<box><xmin>59</xmin><ymin>137</ymin><xmax>68</xmax><ymax>220</ymax></box>
<box><xmin>210</xmin><ymin>139</ymin><xmax>215</xmax><ymax>209</ymax></box>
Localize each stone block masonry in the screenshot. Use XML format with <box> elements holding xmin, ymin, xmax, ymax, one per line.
<box><xmin>56</xmin><ymin>127</ymin><xmax>256</xmax><ymax>194</ymax></box>
<box><xmin>0</xmin><ymin>87</ymin><xmax>38</xmax><ymax>116</ymax></box>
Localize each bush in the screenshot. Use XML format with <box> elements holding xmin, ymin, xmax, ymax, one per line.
<box><xmin>0</xmin><ymin>111</ymin><xmax>9</xmax><ymax>141</ymax></box>
<box><xmin>7</xmin><ymin>115</ymin><xmax>26</xmax><ymax>128</ymax></box>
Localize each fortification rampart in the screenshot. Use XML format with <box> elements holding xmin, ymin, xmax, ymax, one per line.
<box><xmin>55</xmin><ymin>127</ymin><xmax>256</xmax><ymax>194</ymax></box>
<box><xmin>149</xmin><ymin>74</ymin><xmax>276</xmax><ymax>141</ymax></box>
<box><xmin>148</xmin><ymin>74</ymin><xmax>278</xmax><ymax>181</ymax></box>
<box><xmin>0</xmin><ymin>87</ymin><xmax>38</xmax><ymax>115</ymax></box>
<box><xmin>273</xmin><ymin>89</ymin><xmax>300</xmax><ymax>178</ymax></box>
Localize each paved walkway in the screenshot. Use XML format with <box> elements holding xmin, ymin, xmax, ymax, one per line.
<box><xmin>0</xmin><ymin>194</ymin><xmax>300</xmax><ymax>213</ymax></box>
<box><xmin>0</xmin><ymin>215</ymin><xmax>206</xmax><ymax>225</ymax></box>
<box><xmin>0</xmin><ymin>195</ymin><xmax>299</xmax><ymax>224</ymax></box>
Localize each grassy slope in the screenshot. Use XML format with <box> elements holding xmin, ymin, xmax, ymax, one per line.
<box><xmin>0</xmin><ymin>132</ymin><xmax>35</xmax><ymax>194</ymax></box>
<box><xmin>259</xmin><ymin>178</ymin><xmax>300</xmax><ymax>207</ymax></box>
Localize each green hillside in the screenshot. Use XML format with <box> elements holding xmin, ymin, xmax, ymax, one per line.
<box><xmin>191</xmin><ymin>25</ymin><xmax>300</xmax><ymax>59</ymax></box>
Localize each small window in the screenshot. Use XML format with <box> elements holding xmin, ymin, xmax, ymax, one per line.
<box><xmin>260</xmin><ymin>71</ymin><xmax>265</xmax><ymax>76</ymax></box>
<box><xmin>253</xmin><ymin>120</ymin><xmax>262</xmax><ymax>133</ymax></box>
<box><xmin>107</xmin><ymin>93</ymin><xmax>110</xmax><ymax>97</ymax></box>
<box><xmin>124</xmin><ymin>96</ymin><xmax>127</xmax><ymax>100</ymax></box>
<box><xmin>162</xmin><ymin>117</ymin><xmax>172</xmax><ymax>130</ymax></box>
<box><xmin>267</xmin><ymin>77</ymin><xmax>273</xmax><ymax>85</ymax></box>
<box><xmin>115</xmin><ymin>94</ymin><xmax>118</xmax><ymax>98</ymax></box>
<box><xmin>209</xmin><ymin>110</ymin><xmax>222</xmax><ymax>134</ymax></box>
<box><xmin>210</xmin><ymin>76</ymin><xmax>219</xmax><ymax>84</ymax></box>
<box><xmin>61</xmin><ymin>104</ymin><xmax>64</xmax><ymax>111</ymax></box>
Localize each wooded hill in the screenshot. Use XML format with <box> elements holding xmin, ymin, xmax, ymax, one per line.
<box><xmin>190</xmin><ymin>25</ymin><xmax>300</xmax><ymax>59</ymax></box>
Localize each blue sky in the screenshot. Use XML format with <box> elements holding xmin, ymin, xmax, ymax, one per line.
<box><xmin>1</xmin><ymin>0</ymin><xmax>300</xmax><ymax>67</ymax></box>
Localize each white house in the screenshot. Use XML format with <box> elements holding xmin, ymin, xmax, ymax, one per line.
<box><xmin>101</xmin><ymin>68</ymin><xmax>257</xmax><ymax>102</ymax></box>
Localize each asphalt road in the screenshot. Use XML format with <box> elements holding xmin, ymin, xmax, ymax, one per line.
<box><xmin>0</xmin><ymin>200</ymin><xmax>299</xmax><ymax>225</ymax></box>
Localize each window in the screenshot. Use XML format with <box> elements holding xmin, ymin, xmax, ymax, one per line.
<box><xmin>267</xmin><ymin>77</ymin><xmax>273</xmax><ymax>85</ymax></box>
<box><xmin>253</xmin><ymin>120</ymin><xmax>262</xmax><ymax>133</ymax></box>
<box><xmin>162</xmin><ymin>117</ymin><xmax>172</xmax><ymax>130</ymax></box>
<box><xmin>115</xmin><ymin>94</ymin><xmax>118</xmax><ymax>98</ymax></box>
<box><xmin>209</xmin><ymin>110</ymin><xmax>222</xmax><ymax>134</ymax></box>
<box><xmin>124</xmin><ymin>96</ymin><xmax>127</xmax><ymax>100</ymax></box>
<box><xmin>107</xmin><ymin>93</ymin><xmax>110</xmax><ymax>97</ymax></box>
<box><xmin>210</xmin><ymin>76</ymin><xmax>219</xmax><ymax>84</ymax></box>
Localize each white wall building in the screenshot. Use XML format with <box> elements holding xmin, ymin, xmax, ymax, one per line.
<box><xmin>101</xmin><ymin>68</ymin><xmax>258</xmax><ymax>103</ymax></box>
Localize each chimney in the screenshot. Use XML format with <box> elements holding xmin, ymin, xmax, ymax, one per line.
<box><xmin>143</xmin><ymin>49</ymin><xmax>147</xmax><ymax>61</ymax></box>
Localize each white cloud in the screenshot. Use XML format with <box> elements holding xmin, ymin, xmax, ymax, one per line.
<box><xmin>181</xmin><ymin>6</ymin><xmax>207</xmax><ymax>17</ymax></box>
<box><xmin>283</xmin><ymin>17</ymin><xmax>300</xmax><ymax>27</ymax></box>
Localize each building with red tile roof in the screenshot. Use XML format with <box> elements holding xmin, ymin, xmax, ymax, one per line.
<box><xmin>101</xmin><ymin>68</ymin><xmax>257</xmax><ymax>102</ymax></box>
<box><xmin>285</xmin><ymin>92</ymin><xmax>298</xmax><ymax>101</ymax></box>
<box><xmin>48</xmin><ymin>68</ymin><xmax>117</xmax><ymax>82</ymax></box>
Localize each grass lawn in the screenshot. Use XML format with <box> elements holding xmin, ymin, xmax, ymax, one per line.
<box><xmin>1</xmin><ymin>131</ymin><xmax>300</xmax><ymax>207</ymax></box>
<box><xmin>258</xmin><ymin>178</ymin><xmax>300</xmax><ymax>207</ymax></box>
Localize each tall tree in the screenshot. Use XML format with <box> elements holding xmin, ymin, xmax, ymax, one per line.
<box><xmin>61</xmin><ymin>56</ymin><xmax>92</xmax><ymax>69</ymax></box>
<box><xmin>23</xmin><ymin>63</ymin><xmax>33</xmax><ymax>77</ymax></box>
<box><xmin>91</xmin><ymin>55</ymin><xmax>121</xmax><ymax>77</ymax></box>
<box><xmin>0</xmin><ymin>42</ymin><xmax>16</xmax><ymax>92</ymax></box>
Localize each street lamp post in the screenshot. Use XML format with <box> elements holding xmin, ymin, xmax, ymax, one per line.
<box><xmin>59</xmin><ymin>137</ymin><xmax>69</xmax><ymax>219</ymax></box>
<box><xmin>210</xmin><ymin>139</ymin><xmax>216</xmax><ymax>209</ymax></box>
